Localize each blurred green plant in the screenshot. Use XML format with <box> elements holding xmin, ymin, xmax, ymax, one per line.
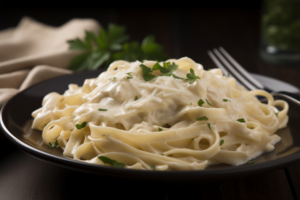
<box><xmin>262</xmin><ymin>0</ymin><xmax>300</xmax><ymax>51</ymax></box>
<box><xmin>67</xmin><ymin>24</ymin><xmax>169</xmax><ymax>71</ymax></box>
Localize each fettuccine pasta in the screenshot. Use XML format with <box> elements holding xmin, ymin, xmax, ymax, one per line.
<box><xmin>31</xmin><ymin>57</ymin><xmax>289</xmax><ymax>170</ymax></box>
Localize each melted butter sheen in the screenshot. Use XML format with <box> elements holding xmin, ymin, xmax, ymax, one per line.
<box><xmin>31</xmin><ymin>57</ymin><xmax>289</xmax><ymax>170</ymax></box>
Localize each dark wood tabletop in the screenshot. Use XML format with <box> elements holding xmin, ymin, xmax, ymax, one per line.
<box><xmin>1</xmin><ymin>6</ymin><xmax>300</xmax><ymax>200</ymax></box>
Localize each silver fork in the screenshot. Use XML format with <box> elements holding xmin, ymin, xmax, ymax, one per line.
<box><xmin>207</xmin><ymin>47</ymin><xmax>300</xmax><ymax>105</ymax></box>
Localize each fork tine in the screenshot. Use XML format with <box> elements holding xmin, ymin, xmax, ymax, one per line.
<box><xmin>218</xmin><ymin>47</ymin><xmax>264</xmax><ymax>89</ymax></box>
<box><xmin>212</xmin><ymin>48</ymin><xmax>258</xmax><ymax>90</ymax></box>
<box><xmin>207</xmin><ymin>50</ymin><xmax>228</xmax><ymax>75</ymax></box>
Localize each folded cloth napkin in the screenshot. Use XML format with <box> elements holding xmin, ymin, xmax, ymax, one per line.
<box><xmin>0</xmin><ymin>17</ymin><xmax>101</xmax><ymax>107</ymax></box>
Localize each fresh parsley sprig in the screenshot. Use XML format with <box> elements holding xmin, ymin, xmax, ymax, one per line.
<box><xmin>67</xmin><ymin>24</ymin><xmax>169</xmax><ymax>71</ymax></box>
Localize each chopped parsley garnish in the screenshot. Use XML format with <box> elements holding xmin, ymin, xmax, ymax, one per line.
<box><xmin>223</xmin><ymin>99</ymin><xmax>230</xmax><ymax>102</ymax></box>
<box><xmin>49</xmin><ymin>140</ymin><xmax>59</xmax><ymax>149</ymax></box>
<box><xmin>275</xmin><ymin>111</ymin><xmax>278</xmax><ymax>117</ymax></box>
<box><xmin>98</xmin><ymin>108</ymin><xmax>107</xmax><ymax>111</ymax></box>
<box><xmin>76</xmin><ymin>122</ymin><xmax>87</xmax><ymax>129</ymax></box>
<box><xmin>98</xmin><ymin>156</ymin><xmax>125</xmax><ymax>168</ymax></box>
<box><xmin>237</xmin><ymin>118</ymin><xmax>246</xmax><ymax>123</ymax></box>
<box><xmin>126</xmin><ymin>72</ymin><xmax>133</xmax><ymax>76</ymax></box>
<box><xmin>172</xmin><ymin>74</ymin><xmax>188</xmax><ymax>80</ymax></box>
<box><xmin>158</xmin><ymin>127</ymin><xmax>163</xmax><ymax>131</ymax></box>
<box><xmin>140</xmin><ymin>64</ymin><xmax>157</xmax><ymax>81</ymax></box>
<box><xmin>190</xmin><ymin>103</ymin><xmax>192</xmax><ymax>105</ymax></box>
<box><xmin>161</xmin><ymin>153</ymin><xmax>164</xmax><ymax>156</ymax></box>
<box><xmin>250</xmin><ymin>127</ymin><xmax>254</xmax><ymax>129</ymax></box>
<box><xmin>207</xmin><ymin>68</ymin><xmax>210</xmax><ymax>71</ymax></box>
<box><xmin>153</xmin><ymin>62</ymin><xmax>178</xmax><ymax>76</ymax></box>
<box><xmin>220</xmin><ymin>139</ymin><xmax>224</xmax><ymax>146</ymax></box>
<box><xmin>248</xmin><ymin>160</ymin><xmax>255</xmax><ymax>165</ymax></box>
<box><xmin>207</xmin><ymin>123</ymin><xmax>211</xmax><ymax>131</ymax></box>
<box><xmin>198</xmin><ymin>99</ymin><xmax>205</xmax><ymax>107</ymax></box>
<box><xmin>196</xmin><ymin>116</ymin><xmax>209</xmax><ymax>121</ymax></box>
<box><xmin>109</xmin><ymin>77</ymin><xmax>116</xmax><ymax>80</ymax></box>
<box><xmin>186</xmin><ymin>68</ymin><xmax>200</xmax><ymax>84</ymax></box>
<box><xmin>206</xmin><ymin>99</ymin><xmax>213</xmax><ymax>107</ymax></box>
<box><xmin>227</xmin><ymin>73</ymin><xmax>230</xmax><ymax>77</ymax></box>
<box><xmin>127</xmin><ymin>77</ymin><xmax>133</xmax><ymax>79</ymax></box>
<box><xmin>135</xmin><ymin>96</ymin><xmax>138</xmax><ymax>101</ymax></box>
<box><xmin>151</xmin><ymin>165</ymin><xmax>155</xmax><ymax>170</ymax></box>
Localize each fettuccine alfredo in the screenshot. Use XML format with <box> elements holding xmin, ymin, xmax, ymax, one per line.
<box><xmin>32</xmin><ymin>57</ymin><xmax>289</xmax><ymax>170</ymax></box>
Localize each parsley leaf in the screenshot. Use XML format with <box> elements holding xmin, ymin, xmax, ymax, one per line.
<box><xmin>248</xmin><ymin>160</ymin><xmax>255</xmax><ymax>164</ymax></box>
<box><xmin>151</xmin><ymin>165</ymin><xmax>155</xmax><ymax>170</ymax></box>
<box><xmin>223</xmin><ymin>99</ymin><xmax>230</xmax><ymax>102</ymax></box>
<box><xmin>196</xmin><ymin>116</ymin><xmax>209</xmax><ymax>121</ymax></box>
<box><xmin>98</xmin><ymin>109</ymin><xmax>107</xmax><ymax>111</ymax></box>
<box><xmin>48</xmin><ymin>140</ymin><xmax>59</xmax><ymax>149</ymax></box>
<box><xmin>220</xmin><ymin>139</ymin><xmax>224</xmax><ymax>146</ymax></box>
<box><xmin>237</xmin><ymin>118</ymin><xmax>246</xmax><ymax>123</ymax></box>
<box><xmin>109</xmin><ymin>77</ymin><xmax>116</xmax><ymax>81</ymax></box>
<box><xmin>207</xmin><ymin>123</ymin><xmax>211</xmax><ymax>131</ymax></box>
<box><xmin>198</xmin><ymin>99</ymin><xmax>205</xmax><ymax>107</ymax></box>
<box><xmin>67</xmin><ymin>25</ymin><xmax>168</xmax><ymax>71</ymax></box>
<box><xmin>186</xmin><ymin>68</ymin><xmax>200</xmax><ymax>84</ymax></box>
<box><xmin>76</xmin><ymin>122</ymin><xmax>87</xmax><ymax>129</ymax></box>
<box><xmin>135</xmin><ymin>96</ymin><xmax>138</xmax><ymax>101</ymax></box>
<box><xmin>161</xmin><ymin>153</ymin><xmax>164</xmax><ymax>156</ymax></box>
<box><xmin>275</xmin><ymin>111</ymin><xmax>279</xmax><ymax>117</ymax></box>
<box><xmin>206</xmin><ymin>99</ymin><xmax>213</xmax><ymax>107</ymax></box>
<box><xmin>158</xmin><ymin>127</ymin><xmax>163</xmax><ymax>131</ymax></box>
<box><xmin>152</xmin><ymin>62</ymin><xmax>178</xmax><ymax>76</ymax></box>
<box><xmin>127</xmin><ymin>77</ymin><xmax>133</xmax><ymax>79</ymax></box>
<box><xmin>126</xmin><ymin>72</ymin><xmax>133</xmax><ymax>76</ymax></box>
<box><xmin>98</xmin><ymin>156</ymin><xmax>125</xmax><ymax>168</ymax></box>
<box><xmin>250</xmin><ymin>127</ymin><xmax>254</xmax><ymax>129</ymax></box>
<box><xmin>140</xmin><ymin>64</ymin><xmax>157</xmax><ymax>81</ymax></box>
<box><xmin>172</xmin><ymin>74</ymin><xmax>188</xmax><ymax>80</ymax></box>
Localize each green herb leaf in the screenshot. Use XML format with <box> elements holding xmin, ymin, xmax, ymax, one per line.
<box><xmin>135</xmin><ymin>96</ymin><xmax>138</xmax><ymax>101</ymax></box>
<box><xmin>220</xmin><ymin>139</ymin><xmax>224</xmax><ymax>146</ymax></box>
<box><xmin>49</xmin><ymin>140</ymin><xmax>59</xmax><ymax>149</ymax></box>
<box><xmin>250</xmin><ymin>127</ymin><xmax>254</xmax><ymax>129</ymax></box>
<box><xmin>98</xmin><ymin>109</ymin><xmax>107</xmax><ymax>111</ymax></box>
<box><xmin>126</xmin><ymin>72</ymin><xmax>133</xmax><ymax>76</ymax></box>
<box><xmin>237</xmin><ymin>118</ymin><xmax>246</xmax><ymax>123</ymax></box>
<box><xmin>98</xmin><ymin>156</ymin><xmax>125</xmax><ymax>168</ymax></box>
<box><xmin>109</xmin><ymin>77</ymin><xmax>116</xmax><ymax>80</ymax></box>
<box><xmin>196</xmin><ymin>116</ymin><xmax>209</xmax><ymax>121</ymax></box>
<box><xmin>198</xmin><ymin>99</ymin><xmax>205</xmax><ymax>107</ymax></box>
<box><xmin>186</xmin><ymin>68</ymin><xmax>200</xmax><ymax>84</ymax></box>
<box><xmin>127</xmin><ymin>77</ymin><xmax>133</xmax><ymax>79</ymax></box>
<box><xmin>140</xmin><ymin>64</ymin><xmax>157</xmax><ymax>81</ymax></box>
<box><xmin>158</xmin><ymin>127</ymin><xmax>163</xmax><ymax>131</ymax></box>
<box><xmin>161</xmin><ymin>153</ymin><xmax>164</xmax><ymax>156</ymax></box>
<box><xmin>207</xmin><ymin>123</ymin><xmax>211</xmax><ymax>131</ymax></box>
<box><xmin>67</xmin><ymin>24</ymin><xmax>168</xmax><ymax>71</ymax></box>
<box><xmin>152</xmin><ymin>62</ymin><xmax>178</xmax><ymax>76</ymax></box>
<box><xmin>248</xmin><ymin>160</ymin><xmax>254</xmax><ymax>165</ymax></box>
<box><xmin>227</xmin><ymin>73</ymin><xmax>230</xmax><ymax>77</ymax></box>
<box><xmin>275</xmin><ymin>111</ymin><xmax>278</xmax><ymax>117</ymax></box>
<box><xmin>76</xmin><ymin>122</ymin><xmax>87</xmax><ymax>129</ymax></box>
<box><xmin>223</xmin><ymin>99</ymin><xmax>230</xmax><ymax>102</ymax></box>
<box><xmin>151</xmin><ymin>165</ymin><xmax>155</xmax><ymax>170</ymax></box>
<box><xmin>206</xmin><ymin>99</ymin><xmax>213</xmax><ymax>107</ymax></box>
<box><xmin>172</xmin><ymin>74</ymin><xmax>188</xmax><ymax>80</ymax></box>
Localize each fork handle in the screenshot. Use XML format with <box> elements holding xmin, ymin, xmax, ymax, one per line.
<box><xmin>272</xmin><ymin>91</ymin><xmax>300</xmax><ymax>105</ymax></box>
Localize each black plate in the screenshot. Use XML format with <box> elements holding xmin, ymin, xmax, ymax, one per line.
<box><xmin>1</xmin><ymin>69</ymin><xmax>300</xmax><ymax>183</ymax></box>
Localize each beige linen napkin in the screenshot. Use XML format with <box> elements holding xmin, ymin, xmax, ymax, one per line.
<box><xmin>0</xmin><ymin>17</ymin><xmax>101</xmax><ymax>107</ymax></box>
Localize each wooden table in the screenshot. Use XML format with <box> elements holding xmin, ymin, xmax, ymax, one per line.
<box><xmin>1</xmin><ymin>7</ymin><xmax>300</xmax><ymax>199</ymax></box>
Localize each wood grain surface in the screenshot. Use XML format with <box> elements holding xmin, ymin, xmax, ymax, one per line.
<box><xmin>0</xmin><ymin>7</ymin><xmax>299</xmax><ymax>200</ymax></box>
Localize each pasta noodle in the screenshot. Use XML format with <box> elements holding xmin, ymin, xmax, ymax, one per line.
<box><xmin>31</xmin><ymin>57</ymin><xmax>289</xmax><ymax>170</ymax></box>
